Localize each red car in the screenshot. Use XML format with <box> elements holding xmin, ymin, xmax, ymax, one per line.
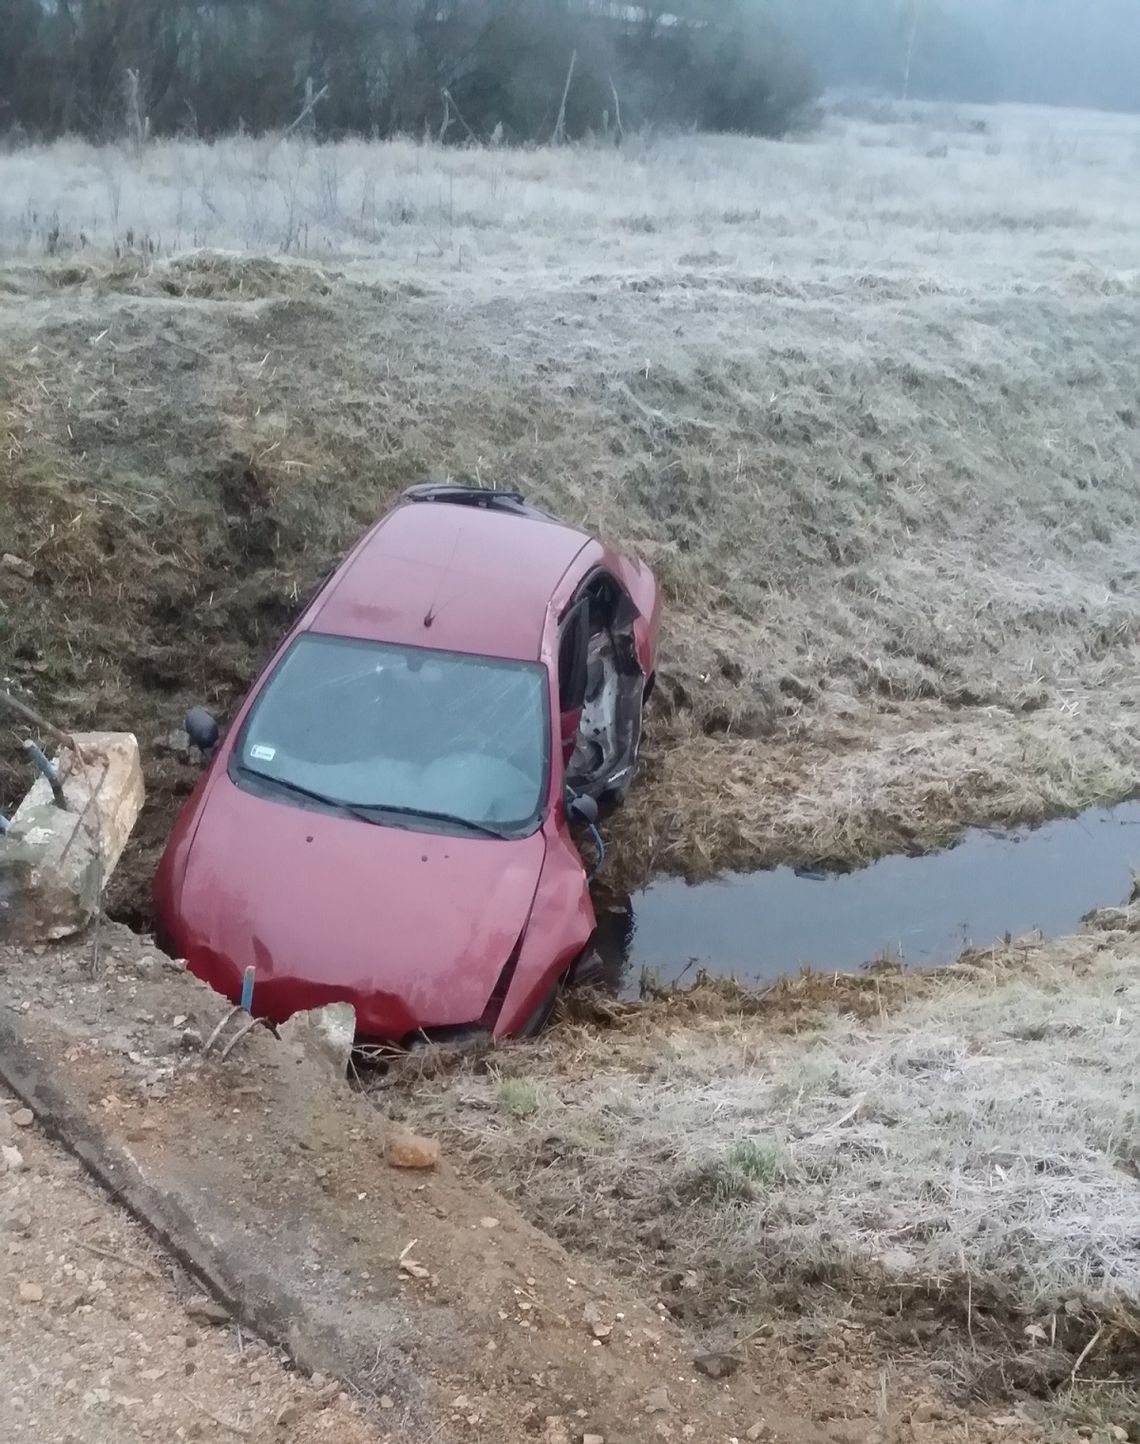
<box><xmin>154</xmin><ymin>485</ymin><xmax>660</xmax><ymax>1044</ymax></box>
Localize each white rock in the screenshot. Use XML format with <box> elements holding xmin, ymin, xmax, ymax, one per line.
<box><xmin>279</xmin><ymin>1002</ymin><xmax>356</xmax><ymax>1082</ymax></box>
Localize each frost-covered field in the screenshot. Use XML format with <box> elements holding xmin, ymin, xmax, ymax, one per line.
<box><xmin>2</xmin><ymin>102</ymin><xmax>1140</xmax><ymax>887</ymax></box>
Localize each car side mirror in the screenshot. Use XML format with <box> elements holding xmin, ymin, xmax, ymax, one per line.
<box><xmin>566</xmin><ymin>792</ymin><xmax>599</xmax><ymax>826</ymax></box>
<box><xmin>184</xmin><ymin>706</ymin><xmax>220</xmax><ymax>756</ymax></box>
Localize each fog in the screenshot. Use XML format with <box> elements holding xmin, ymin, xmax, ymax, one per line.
<box><xmin>768</xmin><ymin>0</ymin><xmax>1140</xmax><ymax>113</ymax></box>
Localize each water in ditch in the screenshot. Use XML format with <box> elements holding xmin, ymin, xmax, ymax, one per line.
<box><xmin>592</xmin><ymin>802</ymin><xmax>1140</xmax><ymax>996</ymax></box>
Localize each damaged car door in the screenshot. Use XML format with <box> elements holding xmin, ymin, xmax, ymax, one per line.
<box><xmin>561</xmin><ymin>572</ymin><xmax>648</xmax><ymax>805</ymax></box>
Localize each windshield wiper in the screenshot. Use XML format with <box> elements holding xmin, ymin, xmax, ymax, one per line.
<box><xmin>236</xmin><ymin>765</ymin><xmax>392</xmax><ymax>827</ymax></box>
<box><xmin>237</xmin><ymin>766</ymin><xmax>511</xmax><ymax>838</ymax></box>
<box><xmin>368</xmin><ymin>803</ymin><xmax>511</xmax><ymax>840</ymax></box>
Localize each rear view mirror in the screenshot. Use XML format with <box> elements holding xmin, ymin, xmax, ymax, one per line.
<box><xmin>567</xmin><ymin>793</ymin><xmax>599</xmax><ymax>826</ymax></box>
<box><xmin>184</xmin><ymin>706</ymin><xmax>220</xmax><ymax>755</ymax></box>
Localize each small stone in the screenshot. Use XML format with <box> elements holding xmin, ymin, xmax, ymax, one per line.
<box><xmin>153</xmin><ymin>729</ymin><xmax>192</xmax><ymax>758</ymax></box>
<box><xmin>542</xmin><ymin>1417</ymin><xmax>572</xmax><ymax>1444</ymax></box>
<box><xmin>693</xmin><ymin>1351</ymin><xmax>741</xmax><ymax>1380</ymax></box>
<box><xmin>583</xmin><ymin>1435</ymin><xmax>605</xmax><ymax>1444</ymax></box>
<box><xmin>644</xmin><ymin>1387</ymin><xmax>672</xmax><ymax>1415</ymax></box>
<box><xmin>1110</xmin><ymin>1428</ymin><xmax>1128</xmax><ymax>1442</ymax></box>
<box><xmin>18</xmin><ymin>1281</ymin><xmax>43</xmax><ymax>1303</ymax></box>
<box><xmin>184</xmin><ymin>1297</ymin><xmax>230</xmax><ymax>1325</ymax></box>
<box><xmin>385</xmin><ymin>1132</ymin><xmax>441</xmax><ymax>1170</ymax></box>
<box><xmin>2</xmin><ymin>1144</ymin><xmax>26</xmax><ymax>1172</ymax></box>
<box><xmin>746</xmin><ymin>1426</ymin><xmax>769</xmax><ymax>1442</ymax></box>
<box><xmin>380</xmin><ymin>1395</ymin><xmax>395</xmax><ymax>1410</ymax></box>
<box><xmin>279</xmin><ymin>1003</ymin><xmax>356</xmax><ymax>1082</ymax></box>
<box><xmin>591</xmin><ymin>1322</ymin><xmax>612</xmax><ymax>1341</ymax></box>
<box><xmin>11</xmin><ymin>1108</ymin><xmax>33</xmax><ymax>1128</ymax></box>
<box><xmin>1</xmin><ymin>553</ymin><xmax>35</xmax><ymax>582</ymax></box>
<box><xmin>479</xmin><ymin>1216</ymin><xmax>500</xmax><ymax>1230</ymax></box>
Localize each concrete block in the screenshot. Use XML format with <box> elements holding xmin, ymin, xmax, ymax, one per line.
<box><xmin>0</xmin><ymin>732</ymin><xmax>144</xmax><ymax>942</ymax></box>
<box><xmin>278</xmin><ymin>1002</ymin><xmax>356</xmax><ymax>1083</ymax></box>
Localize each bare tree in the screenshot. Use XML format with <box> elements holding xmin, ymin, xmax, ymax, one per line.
<box><xmin>901</xmin><ymin>0</ymin><xmax>924</xmax><ymax>101</ymax></box>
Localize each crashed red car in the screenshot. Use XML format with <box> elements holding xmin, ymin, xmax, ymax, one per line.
<box><xmin>154</xmin><ymin>484</ymin><xmax>660</xmax><ymax>1044</ymax></box>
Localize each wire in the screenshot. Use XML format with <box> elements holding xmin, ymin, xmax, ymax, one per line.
<box><xmin>586</xmin><ymin>822</ymin><xmax>605</xmax><ymax>881</ymax></box>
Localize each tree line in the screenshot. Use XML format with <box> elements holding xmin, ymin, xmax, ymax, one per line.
<box><xmin>0</xmin><ymin>1</ymin><xmax>819</xmax><ymax>144</ymax></box>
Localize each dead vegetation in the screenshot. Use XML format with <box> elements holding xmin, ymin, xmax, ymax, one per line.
<box><xmin>2</xmin><ymin>104</ymin><xmax>1140</xmax><ymax>909</ymax></box>
<box><xmin>385</xmin><ymin>930</ymin><xmax>1140</xmax><ymax>1429</ymax></box>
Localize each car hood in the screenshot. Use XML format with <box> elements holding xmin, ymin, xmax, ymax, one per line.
<box><xmin>176</xmin><ymin>776</ymin><xmax>547</xmax><ymax>1038</ymax></box>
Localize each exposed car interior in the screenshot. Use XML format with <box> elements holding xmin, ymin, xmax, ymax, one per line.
<box><xmin>562</xmin><ymin>571</ymin><xmax>646</xmax><ymax>803</ymax></box>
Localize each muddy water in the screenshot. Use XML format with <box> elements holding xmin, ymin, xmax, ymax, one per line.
<box><xmin>594</xmin><ymin>802</ymin><xmax>1140</xmax><ymax>996</ymax></box>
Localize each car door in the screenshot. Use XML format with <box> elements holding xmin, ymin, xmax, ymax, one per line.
<box><xmin>559</xmin><ymin>570</ymin><xmax>649</xmax><ymax>802</ymax></box>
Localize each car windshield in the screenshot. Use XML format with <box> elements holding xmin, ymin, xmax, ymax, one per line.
<box><xmin>234</xmin><ymin>634</ymin><xmax>549</xmax><ymax>835</ymax></box>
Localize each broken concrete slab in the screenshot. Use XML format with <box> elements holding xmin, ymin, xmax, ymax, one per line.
<box><xmin>278</xmin><ymin>1002</ymin><xmax>356</xmax><ymax>1083</ymax></box>
<box><xmin>0</xmin><ymin>732</ymin><xmax>143</xmax><ymax>942</ymax></box>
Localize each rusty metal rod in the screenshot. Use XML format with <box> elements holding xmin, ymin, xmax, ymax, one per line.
<box><xmin>23</xmin><ymin>740</ymin><xmax>68</xmax><ymax>809</ymax></box>
<box><xmin>0</xmin><ymin>688</ymin><xmax>89</xmax><ymax>765</ymax></box>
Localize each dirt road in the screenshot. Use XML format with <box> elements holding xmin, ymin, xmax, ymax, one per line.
<box><xmin>0</xmin><ymin>1116</ymin><xmax>378</xmax><ymax>1444</ymax></box>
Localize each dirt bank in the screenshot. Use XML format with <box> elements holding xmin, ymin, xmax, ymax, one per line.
<box><xmin>3</xmin><ymin>112</ymin><xmax>1140</xmax><ymax>913</ymax></box>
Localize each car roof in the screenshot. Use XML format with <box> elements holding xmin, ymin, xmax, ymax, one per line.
<box><xmin>307</xmin><ymin>498</ymin><xmax>592</xmax><ymax>661</ymax></box>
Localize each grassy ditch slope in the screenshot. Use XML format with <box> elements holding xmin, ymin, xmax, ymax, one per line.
<box><xmin>391</xmin><ymin>920</ymin><xmax>1140</xmax><ymax>1435</ymax></box>
<box><xmin>1</xmin><ymin>102</ymin><xmax>1140</xmax><ymax>909</ymax></box>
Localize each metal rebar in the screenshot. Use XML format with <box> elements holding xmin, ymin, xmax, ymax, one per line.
<box><xmin>23</xmin><ymin>740</ymin><xmax>68</xmax><ymax>809</ymax></box>
<box><xmin>0</xmin><ymin>688</ymin><xmax>89</xmax><ymax>764</ymax></box>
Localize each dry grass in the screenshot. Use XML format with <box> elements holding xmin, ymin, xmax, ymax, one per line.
<box><xmin>2</xmin><ymin>102</ymin><xmax>1140</xmax><ymax>898</ymax></box>
<box><xmin>388</xmin><ymin>928</ymin><xmax>1140</xmax><ymax>1409</ymax></box>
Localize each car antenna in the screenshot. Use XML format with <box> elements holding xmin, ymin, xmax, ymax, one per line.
<box><xmin>423</xmin><ymin>524</ymin><xmax>463</xmax><ymax>629</ymax></box>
